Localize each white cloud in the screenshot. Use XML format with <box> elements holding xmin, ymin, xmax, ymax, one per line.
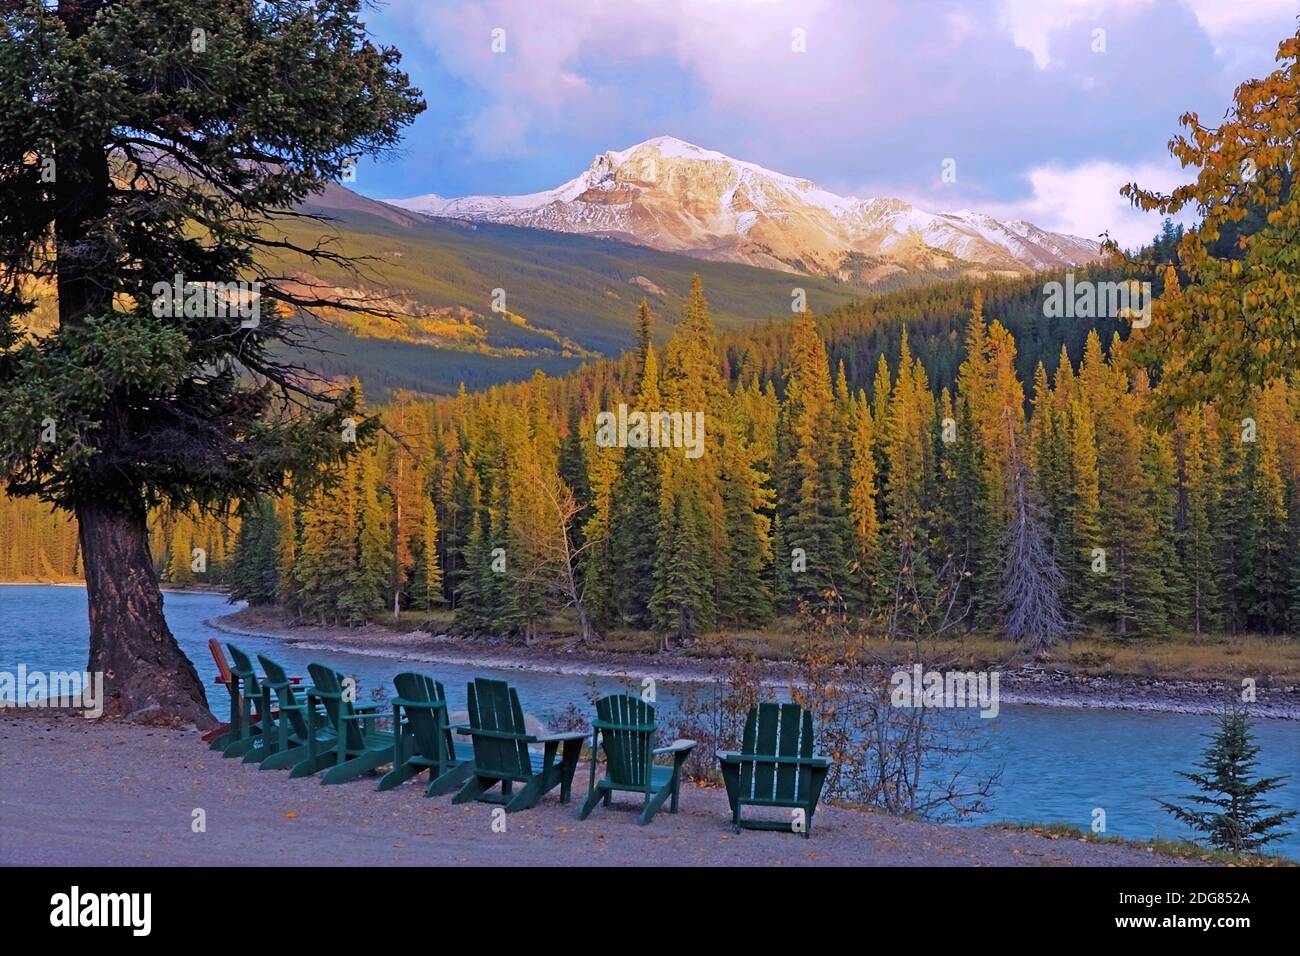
<box><xmin>997</xmin><ymin>0</ymin><xmax>1297</xmax><ymax>69</ymax></box>
<box><xmin>992</xmin><ymin>160</ymin><xmax>1194</xmax><ymax>249</ymax></box>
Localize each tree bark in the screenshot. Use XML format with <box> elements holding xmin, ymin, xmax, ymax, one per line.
<box><xmin>78</xmin><ymin>499</ymin><xmax>214</xmax><ymax>727</ymax></box>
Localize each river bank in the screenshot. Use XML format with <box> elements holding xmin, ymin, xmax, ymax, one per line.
<box><xmin>0</xmin><ymin>712</ymin><xmax>1205</xmax><ymax>867</ymax></box>
<box><xmin>211</xmin><ymin>607</ymin><xmax>1300</xmax><ymax>720</ymax></box>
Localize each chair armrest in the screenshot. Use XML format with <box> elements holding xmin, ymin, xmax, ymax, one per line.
<box><xmin>717</xmin><ymin>751</ymin><xmax>832</xmax><ymax>768</ymax></box>
<box><xmin>534</xmin><ymin>731</ymin><xmax>588</xmax><ymax>744</ymax></box>
<box><xmin>351</xmin><ymin>701</ymin><xmax>384</xmax><ymax>713</ymax></box>
<box><xmin>454</xmin><ymin>726</ymin><xmax>533</xmax><ymax>742</ymax></box>
<box><xmin>654</xmin><ymin>739</ymin><xmax>697</xmax><ymax>756</ymax></box>
<box><xmin>391</xmin><ymin>697</ymin><xmax>446</xmax><ymax>710</ymax></box>
<box><xmin>592</xmin><ymin>720</ymin><xmax>656</xmax><ymax>733</ymax></box>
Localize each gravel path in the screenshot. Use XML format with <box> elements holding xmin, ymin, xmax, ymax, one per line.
<box><xmin>0</xmin><ymin>715</ymin><xmax>1193</xmax><ymax>867</ymax></box>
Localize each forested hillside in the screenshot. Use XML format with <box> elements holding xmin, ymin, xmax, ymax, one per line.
<box><xmin>222</xmin><ymin>274</ymin><xmax>1300</xmax><ymax>642</ymax></box>
<box><xmin>13</xmin><ymin>261</ymin><xmax>1292</xmax><ymax>642</ymax></box>
<box><xmin>259</xmin><ymin>197</ymin><xmax>879</xmax><ymax>395</ymax></box>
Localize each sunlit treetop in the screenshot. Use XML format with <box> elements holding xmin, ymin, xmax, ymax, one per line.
<box><xmin>1116</xmin><ymin>27</ymin><xmax>1299</xmax><ymax>416</ymax></box>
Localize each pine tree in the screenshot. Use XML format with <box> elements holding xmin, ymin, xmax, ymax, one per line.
<box><xmin>1245</xmin><ymin>426</ymin><xmax>1290</xmax><ymax>633</ymax></box>
<box><xmin>1214</xmin><ymin>418</ymin><xmax>1252</xmax><ymax>633</ymax></box>
<box><xmin>0</xmin><ymin>0</ymin><xmax>424</xmax><ymax>723</ymax></box>
<box><xmin>230</xmin><ymin>496</ymin><xmax>280</xmax><ymax>607</ymax></box>
<box><xmin>846</xmin><ymin>391</ymin><xmax>881</xmax><ymax>612</ymax></box>
<box><xmin>1031</xmin><ymin>361</ymin><xmax>1071</xmax><ymax>575</ymax></box>
<box><xmin>165</xmin><ymin>514</ymin><xmax>195</xmax><ymax>586</ymax></box>
<box><xmin>880</xmin><ymin>328</ymin><xmax>938</xmax><ymax>634</ymax></box>
<box><xmin>1174</xmin><ymin>406</ymin><xmax>1222</xmax><ymax>634</ymax></box>
<box><xmin>777</xmin><ymin>312</ymin><xmax>848</xmax><ymax>608</ymax></box>
<box><xmin>1160</xmin><ymin>699</ymin><xmax>1296</xmax><ymax>853</ymax></box>
<box><xmin>1066</xmin><ymin>392</ymin><xmax>1106</xmax><ymax>627</ymax></box>
<box><xmin>953</xmin><ymin>296</ymin><xmax>1008</xmax><ymax>628</ymax></box>
<box><xmin>1137</xmin><ymin>423</ymin><xmax>1183</xmax><ymax>633</ymax></box>
<box><xmin>610</xmin><ymin>314</ymin><xmax>663</xmax><ymax>626</ymax></box>
<box><xmin>1092</xmin><ymin>347</ymin><xmax>1167</xmax><ymax>637</ymax></box>
<box><xmin>581</xmin><ymin>427</ymin><xmax>622</xmax><ymax>633</ymax></box>
<box><xmin>559</xmin><ymin>399</ymin><xmax>591</xmax><ymax>532</ymax></box>
<box><xmin>410</xmin><ymin>497</ymin><xmax>443</xmax><ymax>611</ymax></box>
<box><xmin>650</xmin><ymin>276</ymin><xmax>723</xmax><ymax>642</ymax></box>
<box><xmin>716</xmin><ymin>390</ymin><xmax>773</xmax><ymax>624</ymax></box>
<box><xmin>453</xmin><ymin>468</ymin><xmax>490</xmax><ymax>634</ymax></box>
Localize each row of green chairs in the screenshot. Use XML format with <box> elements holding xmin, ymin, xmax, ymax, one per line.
<box><xmin>208</xmin><ymin>643</ymin><xmax>832</xmax><ymax>835</ymax></box>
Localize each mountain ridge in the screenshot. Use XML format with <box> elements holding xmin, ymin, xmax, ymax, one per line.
<box><xmin>390</xmin><ymin>136</ymin><xmax>1102</xmax><ymax>284</ymax></box>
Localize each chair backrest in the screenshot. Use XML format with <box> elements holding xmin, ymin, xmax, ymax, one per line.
<box><xmin>225</xmin><ymin>643</ymin><xmax>260</xmax><ymax>696</ymax></box>
<box><xmin>258</xmin><ymin>654</ymin><xmax>309</xmax><ymax>738</ymax></box>
<box><xmin>308</xmin><ymin>663</ymin><xmax>366</xmax><ymax>750</ymax></box>
<box><xmin>393</xmin><ymin>672</ymin><xmax>454</xmax><ymax>765</ymax></box>
<box><xmin>209</xmin><ymin>638</ymin><xmax>234</xmax><ymax>686</ymax></box>
<box><xmin>739</xmin><ymin>702</ymin><xmax>817</xmax><ymax>804</ymax></box>
<box><xmin>594</xmin><ymin>694</ymin><xmax>656</xmax><ymax>789</ymax></box>
<box><xmin>465</xmin><ymin>678</ymin><xmax>530</xmax><ymax>777</ymax></box>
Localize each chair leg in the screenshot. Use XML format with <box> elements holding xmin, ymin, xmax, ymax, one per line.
<box><xmin>260</xmin><ymin>743</ymin><xmax>310</xmax><ymax>771</ymax></box>
<box><xmin>578</xmin><ymin>784</ymin><xmax>604</xmax><ymax>820</ymax></box>
<box><xmin>504</xmin><ymin>777</ymin><xmax>547</xmax><ymax>813</ymax></box>
<box><xmin>222</xmin><ymin>735</ymin><xmax>257</xmax><ymax>759</ymax></box>
<box><xmin>452</xmin><ymin>774</ymin><xmax>493</xmax><ymax>805</ymax></box>
<box><xmin>320</xmin><ymin>748</ymin><xmax>390</xmax><ymax>785</ymax></box>
<box><xmin>639</xmin><ymin>783</ymin><xmax>673</xmax><ymax>826</ymax></box>
<box><xmin>557</xmin><ymin>739</ymin><xmax>582</xmax><ymax>803</ymax></box>
<box><xmin>289</xmin><ymin>750</ymin><xmax>338</xmax><ymax>778</ymax></box>
<box><xmin>425</xmin><ymin>761</ymin><xmax>473</xmax><ymax>798</ymax></box>
<box><xmin>376</xmin><ymin>760</ymin><xmax>419</xmax><ymax>792</ymax></box>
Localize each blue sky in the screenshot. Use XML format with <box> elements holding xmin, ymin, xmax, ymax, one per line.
<box><xmin>353</xmin><ymin>0</ymin><xmax>1299</xmax><ymax>248</ymax></box>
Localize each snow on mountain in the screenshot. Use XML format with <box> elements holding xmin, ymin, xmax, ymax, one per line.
<box><xmin>389</xmin><ymin>136</ymin><xmax>1102</xmax><ymax>282</ymax></box>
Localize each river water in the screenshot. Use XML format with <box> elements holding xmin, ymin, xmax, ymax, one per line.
<box><xmin>3</xmin><ymin>584</ymin><xmax>1297</xmax><ymax>859</ymax></box>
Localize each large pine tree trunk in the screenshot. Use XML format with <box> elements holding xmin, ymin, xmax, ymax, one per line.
<box><xmin>78</xmin><ymin>499</ymin><xmax>214</xmax><ymax>727</ymax></box>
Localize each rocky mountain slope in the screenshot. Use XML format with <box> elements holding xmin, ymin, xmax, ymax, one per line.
<box><xmin>392</xmin><ymin>136</ymin><xmax>1102</xmax><ymax>284</ymax></box>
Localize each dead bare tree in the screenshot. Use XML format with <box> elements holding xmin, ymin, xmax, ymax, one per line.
<box><xmin>1000</xmin><ymin>409</ymin><xmax>1073</xmax><ymax>654</ymax></box>
<box><xmin>513</xmin><ymin>454</ymin><xmax>599</xmax><ymax>644</ymax></box>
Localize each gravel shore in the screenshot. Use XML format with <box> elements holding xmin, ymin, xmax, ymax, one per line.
<box><xmin>0</xmin><ymin>714</ymin><xmax>1193</xmax><ymax>866</ymax></box>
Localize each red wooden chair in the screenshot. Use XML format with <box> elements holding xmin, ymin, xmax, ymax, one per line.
<box><xmin>201</xmin><ymin>638</ymin><xmax>301</xmax><ymax>746</ymax></box>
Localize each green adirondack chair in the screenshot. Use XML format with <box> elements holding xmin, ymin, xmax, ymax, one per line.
<box><xmin>290</xmin><ymin>663</ymin><xmax>394</xmax><ymax>784</ymax></box>
<box><xmin>254</xmin><ymin>654</ymin><xmax>335</xmax><ymax>771</ymax></box>
<box><xmin>718</xmin><ymin>702</ymin><xmax>832</xmax><ymax>838</ymax></box>
<box><xmin>376</xmin><ymin>672</ymin><xmax>475</xmax><ymax>796</ymax></box>
<box><xmin>452</xmin><ymin>678</ymin><xmax>585</xmax><ymax>812</ymax></box>
<box><xmin>578</xmin><ymin>694</ymin><xmax>695</xmax><ymax>825</ymax></box>
<box><xmin>220</xmin><ymin>644</ymin><xmax>272</xmax><ymax>759</ymax></box>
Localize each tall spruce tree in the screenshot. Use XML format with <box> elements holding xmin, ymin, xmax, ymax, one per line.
<box><xmin>609</xmin><ymin>308</ymin><xmax>662</xmax><ymax>626</ymax></box>
<box><xmin>230</xmin><ymin>496</ymin><xmax>280</xmax><ymax>607</ymax></box>
<box><xmin>650</xmin><ymin>276</ymin><xmax>722</xmax><ymax>642</ymax></box>
<box><xmin>777</xmin><ymin>312</ymin><xmax>848</xmax><ymax>607</ymax></box>
<box><xmin>0</xmin><ymin>0</ymin><xmax>424</xmax><ymax>722</ymax></box>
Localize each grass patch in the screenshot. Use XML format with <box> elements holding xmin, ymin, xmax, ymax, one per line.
<box><xmin>998</xmin><ymin>822</ymin><xmax>1297</xmax><ymax>866</ymax></box>
<box><xmin>679</xmin><ymin>624</ymin><xmax>1300</xmax><ymax>685</ymax></box>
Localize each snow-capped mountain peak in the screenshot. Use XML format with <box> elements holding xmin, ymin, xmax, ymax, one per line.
<box><xmin>389</xmin><ymin>137</ymin><xmax>1101</xmax><ymax>282</ymax></box>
